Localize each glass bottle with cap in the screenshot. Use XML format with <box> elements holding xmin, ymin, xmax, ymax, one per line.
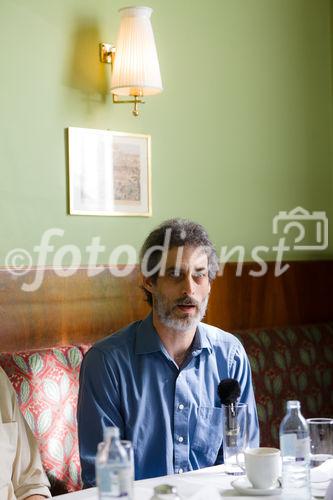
<box><xmin>279</xmin><ymin>400</ymin><xmax>311</xmax><ymax>499</ymax></box>
<box><xmin>96</xmin><ymin>426</ymin><xmax>133</xmax><ymax>499</ymax></box>
<box><xmin>151</xmin><ymin>484</ymin><xmax>181</xmax><ymax>500</ymax></box>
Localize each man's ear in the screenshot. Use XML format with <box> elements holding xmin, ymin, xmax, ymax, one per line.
<box><xmin>142</xmin><ymin>274</ymin><xmax>154</xmax><ymax>293</ymax></box>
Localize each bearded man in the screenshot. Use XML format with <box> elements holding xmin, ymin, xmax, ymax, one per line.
<box><xmin>78</xmin><ymin>219</ymin><xmax>259</xmax><ymax>485</ymax></box>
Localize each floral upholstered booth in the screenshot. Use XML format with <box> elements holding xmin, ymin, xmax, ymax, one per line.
<box><xmin>0</xmin><ymin>344</ymin><xmax>91</xmax><ymax>494</ymax></box>
<box><xmin>234</xmin><ymin>322</ymin><xmax>333</xmax><ymax>447</ymax></box>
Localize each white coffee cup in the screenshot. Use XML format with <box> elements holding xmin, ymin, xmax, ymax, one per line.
<box><xmin>244</xmin><ymin>447</ymin><xmax>281</xmax><ymax>490</ymax></box>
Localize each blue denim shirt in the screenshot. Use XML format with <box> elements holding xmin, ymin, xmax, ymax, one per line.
<box><xmin>78</xmin><ymin>314</ymin><xmax>259</xmax><ymax>484</ymax></box>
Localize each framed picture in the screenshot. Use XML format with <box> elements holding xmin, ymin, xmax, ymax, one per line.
<box><xmin>68</xmin><ymin>127</ymin><xmax>151</xmax><ymax>216</ymax></box>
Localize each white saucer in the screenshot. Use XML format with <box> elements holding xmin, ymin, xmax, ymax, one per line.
<box><xmin>231</xmin><ymin>477</ymin><xmax>282</xmax><ymax>496</ymax></box>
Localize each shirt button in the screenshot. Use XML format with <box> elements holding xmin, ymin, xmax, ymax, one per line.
<box><xmin>178</xmin><ymin>404</ymin><xmax>184</xmax><ymax>410</ymax></box>
<box><xmin>178</xmin><ymin>436</ymin><xmax>184</xmax><ymax>443</ymax></box>
<box><xmin>178</xmin><ymin>468</ymin><xmax>184</xmax><ymax>474</ymax></box>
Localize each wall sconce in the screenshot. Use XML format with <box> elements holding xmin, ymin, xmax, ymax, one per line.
<box><xmin>99</xmin><ymin>6</ymin><xmax>163</xmax><ymax>117</ymax></box>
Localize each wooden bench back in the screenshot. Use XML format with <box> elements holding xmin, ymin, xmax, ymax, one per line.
<box><xmin>0</xmin><ymin>261</ymin><xmax>332</xmax><ymax>351</ymax></box>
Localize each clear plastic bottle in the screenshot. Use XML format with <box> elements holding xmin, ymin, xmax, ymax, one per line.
<box><xmin>279</xmin><ymin>400</ymin><xmax>311</xmax><ymax>499</ymax></box>
<box><xmin>96</xmin><ymin>427</ymin><xmax>133</xmax><ymax>499</ymax></box>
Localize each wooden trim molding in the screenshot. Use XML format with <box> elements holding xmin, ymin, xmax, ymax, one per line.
<box><xmin>0</xmin><ymin>260</ymin><xmax>332</xmax><ymax>351</ymax></box>
<box><xmin>205</xmin><ymin>260</ymin><xmax>333</xmax><ymax>331</ymax></box>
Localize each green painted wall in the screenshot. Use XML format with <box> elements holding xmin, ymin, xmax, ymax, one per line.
<box><xmin>0</xmin><ymin>0</ymin><xmax>332</xmax><ymax>266</ymax></box>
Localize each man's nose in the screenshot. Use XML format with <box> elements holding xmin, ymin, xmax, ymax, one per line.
<box><xmin>182</xmin><ymin>274</ymin><xmax>195</xmax><ymax>295</ymax></box>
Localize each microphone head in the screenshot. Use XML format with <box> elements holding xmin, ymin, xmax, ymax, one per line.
<box><xmin>217</xmin><ymin>378</ymin><xmax>241</xmax><ymax>405</ymax></box>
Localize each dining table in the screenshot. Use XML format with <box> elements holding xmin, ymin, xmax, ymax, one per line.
<box><xmin>55</xmin><ymin>460</ymin><xmax>333</xmax><ymax>500</ymax></box>
<box><xmin>55</xmin><ymin>464</ymin><xmax>267</xmax><ymax>499</ymax></box>
<box><xmin>56</xmin><ymin>458</ymin><xmax>333</xmax><ymax>500</ymax></box>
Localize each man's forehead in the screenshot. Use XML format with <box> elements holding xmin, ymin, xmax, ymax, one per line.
<box><xmin>165</xmin><ymin>245</ymin><xmax>208</xmax><ymax>267</ymax></box>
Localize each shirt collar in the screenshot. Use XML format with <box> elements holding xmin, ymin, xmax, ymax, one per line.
<box><xmin>192</xmin><ymin>322</ymin><xmax>213</xmax><ymax>355</ymax></box>
<box><xmin>135</xmin><ymin>314</ymin><xmax>164</xmax><ymax>354</ymax></box>
<box><xmin>135</xmin><ymin>313</ymin><xmax>213</xmax><ymax>355</ymax></box>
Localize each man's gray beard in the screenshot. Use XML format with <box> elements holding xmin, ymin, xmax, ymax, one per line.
<box><xmin>154</xmin><ymin>294</ymin><xmax>209</xmax><ymax>333</ymax></box>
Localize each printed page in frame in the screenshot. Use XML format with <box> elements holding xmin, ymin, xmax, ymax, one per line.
<box><xmin>68</xmin><ymin>127</ymin><xmax>151</xmax><ymax>216</ymax></box>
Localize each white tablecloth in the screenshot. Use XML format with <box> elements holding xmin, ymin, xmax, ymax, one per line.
<box><xmin>56</xmin><ymin>465</ymin><xmax>263</xmax><ymax>499</ymax></box>
<box><xmin>56</xmin><ymin>461</ymin><xmax>333</xmax><ymax>499</ymax></box>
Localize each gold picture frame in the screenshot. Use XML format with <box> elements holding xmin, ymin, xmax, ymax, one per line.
<box><xmin>68</xmin><ymin>127</ymin><xmax>152</xmax><ymax>216</ymax></box>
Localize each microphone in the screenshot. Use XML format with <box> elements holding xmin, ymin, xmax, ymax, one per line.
<box><xmin>217</xmin><ymin>378</ymin><xmax>241</xmax><ymax>448</ymax></box>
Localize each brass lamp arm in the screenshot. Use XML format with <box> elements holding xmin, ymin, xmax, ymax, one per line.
<box><xmin>99</xmin><ymin>42</ymin><xmax>145</xmax><ymax>117</ymax></box>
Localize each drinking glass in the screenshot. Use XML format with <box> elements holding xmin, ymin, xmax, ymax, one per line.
<box><xmin>222</xmin><ymin>403</ymin><xmax>248</xmax><ymax>475</ymax></box>
<box><xmin>307</xmin><ymin>418</ymin><xmax>333</xmax><ymax>468</ymax></box>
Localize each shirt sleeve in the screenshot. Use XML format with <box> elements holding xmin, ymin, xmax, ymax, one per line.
<box><xmin>1</xmin><ymin>370</ymin><xmax>51</xmax><ymax>500</ymax></box>
<box><xmin>77</xmin><ymin>347</ymin><xmax>125</xmax><ymax>488</ymax></box>
<box><xmin>229</xmin><ymin>340</ymin><xmax>260</xmax><ymax>448</ymax></box>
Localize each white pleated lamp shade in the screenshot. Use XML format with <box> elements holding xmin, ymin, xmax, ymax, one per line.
<box><xmin>111</xmin><ymin>6</ymin><xmax>163</xmax><ymax>97</ymax></box>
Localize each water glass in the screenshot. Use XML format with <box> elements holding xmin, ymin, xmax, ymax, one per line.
<box><xmin>307</xmin><ymin>418</ymin><xmax>333</xmax><ymax>468</ymax></box>
<box><xmin>222</xmin><ymin>403</ymin><xmax>248</xmax><ymax>475</ymax></box>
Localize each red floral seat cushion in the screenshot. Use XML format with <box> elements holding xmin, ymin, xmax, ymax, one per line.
<box><xmin>0</xmin><ymin>344</ymin><xmax>91</xmax><ymax>493</ymax></box>
<box><xmin>234</xmin><ymin>323</ymin><xmax>333</xmax><ymax>447</ymax></box>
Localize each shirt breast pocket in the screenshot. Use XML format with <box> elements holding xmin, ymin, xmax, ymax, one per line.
<box><xmin>0</xmin><ymin>422</ymin><xmax>18</xmax><ymax>493</ymax></box>
<box><xmin>191</xmin><ymin>406</ymin><xmax>223</xmax><ymax>464</ymax></box>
